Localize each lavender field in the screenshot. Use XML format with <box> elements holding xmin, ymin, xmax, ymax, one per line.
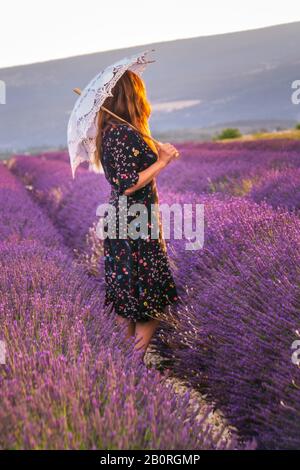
<box><xmin>1</xmin><ymin>138</ymin><xmax>300</xmax><ymax>449</ymax></box>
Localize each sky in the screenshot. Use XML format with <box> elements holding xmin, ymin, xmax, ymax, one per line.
<box><xmin>1</xmin><ymin>0</ymin><xmax>300</xmax><ymax>68</ymax></box>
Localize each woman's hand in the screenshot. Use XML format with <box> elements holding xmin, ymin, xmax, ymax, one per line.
<box><xmin>156</xmin><ymin>141</ymin><xmax>179</xmax><ymax>167</ymax></box>
<box><xmin>123</xmin><ymin>142</ymin><xmax>179</xmax><ymax>196</ymax></box>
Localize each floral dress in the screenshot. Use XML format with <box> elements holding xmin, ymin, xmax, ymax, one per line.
<box><xmin>101</xmin><ymin>121</ymin><xmax>178</xmax><ymax>322</ymax></box>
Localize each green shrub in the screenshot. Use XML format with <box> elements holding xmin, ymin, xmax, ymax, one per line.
<box><xmin>295</xmin><ymin>122</ymin><xmax>300</xmax><ymax>130</ymax></box>
<box><xmin>216</xmin><ymin>128</ymin><xmax>242</xmax><ymax>140</ymax></box>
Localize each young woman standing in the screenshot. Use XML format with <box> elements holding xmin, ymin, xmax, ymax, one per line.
<box><xmin>95</xmin><ymin>70</ymin><xmax>179</xmax><ymax>360</ymax></box>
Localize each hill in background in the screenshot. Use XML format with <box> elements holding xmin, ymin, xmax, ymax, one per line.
<box><xmin>0</xmin><ymin>21</ymin><xmax>300</xmax><ymax>152</ymax></box>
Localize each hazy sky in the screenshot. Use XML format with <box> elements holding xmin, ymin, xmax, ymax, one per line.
<box><xmin>1</xmin><ymin>0</ymin><xmax>300</xmax><ymax>68</ymax></box>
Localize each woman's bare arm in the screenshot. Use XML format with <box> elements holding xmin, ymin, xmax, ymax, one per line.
<box><xmin>123</xmin><ymin>142</ymin><xmax>178</xmax><ymax>196</ymax></box>
<box><xmin>123</xmin><ymin>160</ymin><xmax>166</xmax><ymax>196</ymax></box>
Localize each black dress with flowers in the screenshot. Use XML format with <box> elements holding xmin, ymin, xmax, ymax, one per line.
<box><xmin>101</xmin><ymin>121</ymin><xmax>178</xmax><ymax>322</ymax></box>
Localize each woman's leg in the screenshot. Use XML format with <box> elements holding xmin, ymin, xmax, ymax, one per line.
<box><xmin>134</xmin><ymin>318</ymin><xmax>160</xmax><ymax>360</ymax></box>
<box><xmin>116</xmin><ymin>315</ymin><xmax>135</xmax><ymax>339</ymax></box>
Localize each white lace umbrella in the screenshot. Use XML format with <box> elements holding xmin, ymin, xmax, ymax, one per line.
<box><xmin>67</xmin><ymin>49</ymin><xmax>159</xmax><ymax>178</ymax></box>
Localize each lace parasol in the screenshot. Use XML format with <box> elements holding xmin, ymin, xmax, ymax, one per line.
<box><xmin>67</xmin><ymin>49</ymin><xmax>156</xmax><ymax>178</ymax></box>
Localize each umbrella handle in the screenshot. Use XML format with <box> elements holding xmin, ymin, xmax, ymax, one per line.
<box><xmin>73</xmin><ymin>87</ymin><xmax>180</xmax><ymax>158</ymax></box>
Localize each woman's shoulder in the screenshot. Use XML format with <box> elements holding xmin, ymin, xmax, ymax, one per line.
<box><xmin>104</xmin><ymin>122</ymin><xmax>136</xmax><ymax>135</ymax></box>
<box><xmin>103</xmin><ymin>122</ymin><xmax>142</xmax><ymax>146</ymax></box>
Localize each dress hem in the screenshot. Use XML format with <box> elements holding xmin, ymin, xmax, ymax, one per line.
<box><xmin>104</xmin><ymin>294</ymin><xmax>179</xmax><ymax>323</ymax></box>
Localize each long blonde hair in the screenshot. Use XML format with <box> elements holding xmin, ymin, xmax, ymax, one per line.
<box><xmin>94</xmin><ymin>70</ymin><xmax>157</xmax><ymax>169</ymax></box>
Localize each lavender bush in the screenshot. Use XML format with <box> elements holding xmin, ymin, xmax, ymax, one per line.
<box><xmin>250</xmin><ymin>168</ymin><xmax>300</xmax><ymax>211</ymax></box>
<box><xmin>158</xmin><ymin>147</ymin><xmax>300</xmax><ymax>198</ymax></box>
<box><xmin>156</xmin><ymin>195</ymin><xmax>300</xmax><ymax>449</ymax></box>
<box><xmin>10</xmin><ymin>156</ymin><xmax>109</xmax><ymax>253</ymax></box>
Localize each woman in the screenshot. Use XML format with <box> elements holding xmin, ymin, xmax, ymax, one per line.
<box><xmin>94</xmin><ymin>70</ymin><xmax>179</xmax><ymax>360</ymax></box>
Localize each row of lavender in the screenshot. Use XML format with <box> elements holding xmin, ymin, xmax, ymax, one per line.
<box><xmin>158</xmin><ymin>194</ymin><xmax>300</xmax><ymax>449</ymax></box>
<box><xmin>158</xmin><ymin>141</ymin><xmax>300</xmax><ymax>211</ymax></box>
<box><xmin>29</xmin><ymin>139</ymin><xmax>300</xmax><ymax>211</ymax></box>
<box><xmin>0</xmin><ymin>162</ymin><xmax>236</xmax><ymax>450</ymax></box>
<box><xmin>162</xmin><ymin>141</ymin><xmax>300</xmax><ymax>448</ymax></box>
<box><xmin>8</xmin><ymin>139</ymin><xmax>300</xmax><ymax>449</ymax></box>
